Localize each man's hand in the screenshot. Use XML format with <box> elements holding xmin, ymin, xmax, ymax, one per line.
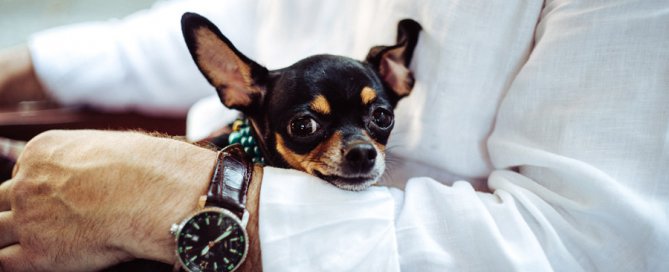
<box><xmin>0</xmin><ymin>130</ymin><xmax>219</xmax><ymax>271</ymax></box>
<box><xmin>0</xmin><ymin>45</ymin><xmax>50</xmax><ymax>105</ymax></box>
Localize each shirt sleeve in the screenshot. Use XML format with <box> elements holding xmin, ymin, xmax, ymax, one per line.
<box><xmin>28</xmin><ymin>0</ymin><xmax>260</xmax><ymax>116</ymax></box>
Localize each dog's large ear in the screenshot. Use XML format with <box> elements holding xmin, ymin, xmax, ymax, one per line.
<box><xmin>181</xmin><ymin>12</ymin><xmax>268</xmax><ymax>113</ymax></box>
<box><xmin>366</xmin><ymin>19</ymin><xmax>422</xmax><ymax>100</ymax></box>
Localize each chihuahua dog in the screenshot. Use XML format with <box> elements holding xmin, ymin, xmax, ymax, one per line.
<box><xmin>181</xmin><ymin>13</ymin><xmax>421</xmax><ymax>191</ymax></box>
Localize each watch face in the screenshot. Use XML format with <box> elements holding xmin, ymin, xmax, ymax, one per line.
<box><xmin>175</xmin><ymin>208</ymin><xmax>248</xmax><ymax>272</ymax></box>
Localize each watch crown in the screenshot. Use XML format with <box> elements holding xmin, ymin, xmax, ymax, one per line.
<box><xmin>170</xmin><ymin>223</ymin><xmax>179</xmax><ymax>235</ymax></box>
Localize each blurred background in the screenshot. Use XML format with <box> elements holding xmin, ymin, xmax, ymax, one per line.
<box><xmin>0</xmin><ymin>0</ymin><xmax>187</xmax><ymax>141</ymax></box>
<box><xmin>1</xmin><ymin>0</ymin><xmax>155</xmax><ymax>47</ymax></box>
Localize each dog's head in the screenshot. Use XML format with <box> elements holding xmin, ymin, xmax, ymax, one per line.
<box><xmin>181</xmin><ymin>13</ymin><xmax>421</xmax><ymax>190</ymax></box>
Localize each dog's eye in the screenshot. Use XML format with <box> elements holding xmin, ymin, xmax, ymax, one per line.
<box><xmin>288</xmin><ymin>116</ymin><xmax>320</xmax><ymax>137</ymax></box>
<box><xmin>372</xmin><ymin>108</ymin><xmax>394</xmax><ymax>129</ymax></box>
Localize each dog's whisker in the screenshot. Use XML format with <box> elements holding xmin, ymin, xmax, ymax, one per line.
<box><xmin>379</xmin><ymin>164</ymin><xmax>398</xmax><ymax>186</ymax></box>
<box><xmin>384</xmin><ymin>157</ymin><xmax>401</xmax><ymax>168</ymax></box>
<box><xmin>384</xmin><ymin>142</ymin><xmax>406</xmax><ymax>151</ymax></box>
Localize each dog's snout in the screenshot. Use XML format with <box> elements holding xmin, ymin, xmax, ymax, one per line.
<box><xmin>344</xmin><ymin>143</ymin><xmax>377</xmax><ymax>172</ymax></box>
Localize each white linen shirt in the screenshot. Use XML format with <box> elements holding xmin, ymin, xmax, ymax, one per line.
<box><xmin>29</xmin><ymin>0</ymin><xmax>669</xmax><ymax>271</ymax></box>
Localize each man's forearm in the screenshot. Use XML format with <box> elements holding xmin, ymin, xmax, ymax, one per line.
<box><xmin>0</xmin><ymin>45</ymin><xmax>51</xmax><ymax>104</ymax></box>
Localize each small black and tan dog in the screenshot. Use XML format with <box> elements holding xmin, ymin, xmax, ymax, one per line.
<box><xmin>182</xmin><ymin>13</ymin><xmax>421</xmax><ymax>191</ymax></box>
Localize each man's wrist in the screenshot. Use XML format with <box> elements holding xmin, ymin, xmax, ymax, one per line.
<box><xmin>122</xmin><ymin>137</ymin><xmax>216</xmax><ymax>264</ymax></box>
<box><xmin>238</xmin><ymin>164</ymin><xmax>263</xmax><ymax>272</ymax></box>
<box><xmin>162</xmin><ymin>146</ymin><xmax>264</xmax><ymax>271</ymax></box>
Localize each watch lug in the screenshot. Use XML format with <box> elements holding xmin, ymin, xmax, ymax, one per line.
<box><xmin>170</xmin><ymin>223</ymin><xmax>179</xmax><ymax>236</ymax></box>
<box><xmin>241</xmin><ymin>210</ymin><xmax>250</xmax><ymax>228</ymax></box>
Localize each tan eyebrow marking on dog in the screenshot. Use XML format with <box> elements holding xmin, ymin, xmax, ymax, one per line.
<box><xmin>360</xmin><ymin>86</ymin><xmax>377</xmax><ymax>105</ymax></box>
<box><xmin>310</xmin><ymin>95</ymin><xmax>331</xmax><ymax>115</ymax></box>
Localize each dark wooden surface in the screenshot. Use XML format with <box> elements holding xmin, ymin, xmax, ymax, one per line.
<box><xmin>0</xmin><ymin>101</ymin><xmax>186</xmax><ymax>141</ymax></box>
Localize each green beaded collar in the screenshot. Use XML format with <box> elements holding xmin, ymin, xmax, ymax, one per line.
<box><xmin>227</xmin><ymin>119</ymin><xmax>265</xmax><ymax>164</ymax></box>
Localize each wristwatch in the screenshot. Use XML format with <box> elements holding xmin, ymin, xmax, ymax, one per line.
<box><xmin>170</xmin><ymin>144</ymin><xmax>254</xmax><ymax>272</ymax></box>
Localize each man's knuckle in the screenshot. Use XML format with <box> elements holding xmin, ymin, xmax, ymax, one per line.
<box><xmin>23</xmin><ymin>130</ymin><xmax>63</xmax><ymax>155</ymax></box>
<box><xmin>24</xmin><ymin>129</ymin><xmax>75</xmax><ymax>157</ymax></box>
<box><xmin>9</xmin><ymin>177</ymin><xmax>31</xmax><ymax>198</ymax></box>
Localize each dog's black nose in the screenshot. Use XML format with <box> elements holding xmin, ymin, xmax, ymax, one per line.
<box><xmin>344</xmin><ymin>143</ymin><xmax>377</xmax><ymax>172</ymax></box>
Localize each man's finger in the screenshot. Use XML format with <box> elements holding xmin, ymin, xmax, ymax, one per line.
<box><xmin>0</xmin><ymin>180</ymin><xmax>13</xmax><ymax>211</ymax></box>
<box><xmin>0</xmin><ymin>212</ymin><xmax>16</xmax><ymax>248</ymax></box>
<box><xmin>0</xmin><ymin>244</ymin><xmax>37</xmax><ymax>272</ymax></box>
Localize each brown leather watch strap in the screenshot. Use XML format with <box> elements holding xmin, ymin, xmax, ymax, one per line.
<box><xmin>206</xmin><ymin>144</ymin><xmax>254</xmax><ymax>218</ymax></box>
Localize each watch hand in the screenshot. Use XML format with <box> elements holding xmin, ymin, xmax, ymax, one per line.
<box><xmin>200</xmin><ymin>245</ymin><xmax>210</xmax><ymax>256</ymax></box>
<box><xmin>198</xmin><ymin>226</ymin><xmax>233</xmax><ymax>257</ymax></box>
<box><xmin>213</xmin><ymin>226</ymin><xmax>233</xmax><ymax>244</ymax></box>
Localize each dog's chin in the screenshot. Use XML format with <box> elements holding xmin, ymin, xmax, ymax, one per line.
<box><xmin>315</xmin><ymin>171</ymin><xmax>380</xmax><ymax>191</ymax></box>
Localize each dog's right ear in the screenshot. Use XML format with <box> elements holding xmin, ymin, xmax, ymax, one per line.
<box><xmin>366</xmin><ymin>19</ymin><xmax>422</xmax><ymax>101</ymax></box>
<box><xmin>181</xmin><ymin>12</ymin><xmax>268</xmax><ymax>113</ymax></box>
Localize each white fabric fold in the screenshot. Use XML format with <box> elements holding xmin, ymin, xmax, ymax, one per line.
<box><xmin>260</xmin><ymin>167</ymin><xmax>399</xmax><ymax>272</ymax></box>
